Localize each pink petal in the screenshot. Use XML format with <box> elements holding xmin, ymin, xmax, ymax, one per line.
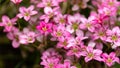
<box><xmin>76</xmin><ymin>30</ymin><xmax>84</xmax><ymax>37</ymax></box>
<box><xmin>88</xmin><ymin>41</ymin><xmax>96</xmax><ymax>48</ymax></box>
<box><xmin>44</xmin><ymin>7</ymin><xmax>53</xmax><ymax>15</ymax></box>
<box><xmin>19</xmin><ymin>7</ymin><xmax>26</xmax><ymax>13</ymax></box>
<box><xmin>17</xmin><ymin>13</ymin><xmax>23</xmax><ymax>18</ymax></box>
<box><xmin>0</xmin><ymin>22</ymin><xmax>3</xmax><ymax>26</ymax></box>
<box><xmin>2</xmin><ymin>15</ymin><xmax>10</xmax><ymax>23</ymax></box>
<box><xmin>94</xmin><ymin>56</ymin><xmax>103</xmax><ymax>61</ymax></box>
<box><xmin>80</xmin><ymin>23</ymin><xmax>86</xmax><ymax>29</ymax></box>
<box><xmin>12</xmin><ymin>40</ymin><xmax>20</xmax><ymax>48</ymax></box>
<box><xmin>28</xmin><ymin>5</ymin><xmax>34</xmax><ymax>11</ymax></box>
<box><xmin>85</xmin><ymin>56</ymin><xmax>92</xmax><ymax>62</ymax></box>
<box><xmin>37</xmin><ymin>3</ymin><xmax>44</xmax><ymax>8</ymax></box>
<box><xmin>24</xmin><ymin>16</ymin><xmax>30</xmax><ymax>21</ymax></box>
<box><xmin>30</xmin><ymin>11</ymin><xmax>38</xmax><ymax>15</ymax></box>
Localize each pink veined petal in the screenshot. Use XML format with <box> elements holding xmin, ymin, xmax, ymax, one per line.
<box><xmin>24</xmin><ymin>16</ymin><xmax>30</xmax><ymax>21</ymax></box>
<box><xmin>37</xmin><ymin>3</ymin><xmax>44</xmax><ymax>8</ymax></box>
<box><xmin>88</xmin><ymin>26</ymin><xmax>95</xmax><ymax>32</ymax></box>
<box><xmin>102</xmin><ymin>53</ymin><xmax>108</xmax><ymax>59</ymax></box>
<box><xmin>44</xmin><ymin>16</ymin><xmax>50</xmax><ymax>23</ymax></box>
<box><xmin>86</xmin><ymin>47</ymin><xmax>93</xmax><ymax>52</ymax></box>
<box><xmin>17</xmin><ymin>13</ymin><xmax>23</xmax><ymax>18</ymax></box>
<box><xmin>5</xmin><ymin>26</ymin><xmax>12</xmax><ymax>32</ymax></box>
<box><xmin>76</xmin><ymin>30</ymin><xmax>84</xmax><ymax>37</ymax></box>
<box><xmin>44</xmin><ymin>7</ymin><xmax>53</xmax><ymax>15</ymax></box>
<box><xmin>112</xmin><ymin>27</ymin><xmax>120</xmax><ymax>33</ymax></box>
<box><xmin>30</xmin><ymin>11</ymin><xmax>38</xmax><ymax>15</ymax></box>
<box><xmin>96</xmin><ymin>43</ymin><xmax>103</xmax><ymax>50</ymax></box>
<box><xmin>88</xmin><ymin>41</ymin><xmax>96</xmax><ymax>48</ymax></box>
<box><xmin>80</xmin><ymin>16</ymin><xmax>87</xmax><ymax>23</ymax></box>
<box><xmin>85</xmin><ymin>56</ymin><xmax>92</xmax><ymax>62</ymax></box>
<box><xmin>112</xmin><ymin>44</ymin><xmax>118</xmax><ymax>49</ymax></box>
<box><xmin>109</xmin><ymin>52</ymin><xmax>116</xmax><ymax>57</ymax></box>
<box><xmin>106</xmin><ymin>30</ymin><xmax>112</xmax><ymax>36</ymax></box>
<box><xmin>2</xmin><ymin>16</ymin><xmax>10</xmax><ymax>23</ymax></box>
<box><xmin>12</xmin><ymin>40</ymin><xmax>20</xmax><ymax>48</ymax></box>
<box><xmin>19</xmin><ymin>7</ymin><xmax>26</xmax><ymax>13</ymax></box>
<box><xmin>28</xmin><ymin>5</ymin><xmax>34</xmax><ymax>11</ymax></box>
<box><xmin>66</xmin><ymin>25</ymin><xmax>74</xmax><ymax>33</ymax></box>
<box><xmin>80</xmin><ymin>23</ymin><xmax>86</xmax><ymax>29</ymax></box>
<box><xmin>23</xmin><ymin>28</ymin><xmax>29</xmax><ymax>33</ymax></box>
<box><xmin>40</xmin><ymin>15</ymin><xmax>47</xmax><ymax>20</ymax></box>
<box><xmin>93</xmin><ymin>49</ymin><xmax>102</xmax><ymax>55</ymax></box>
<box><xmin>106</xmin><ymin>62</ymin><xmax>113</xmax><ymax>67</ymax></box>
<box><xmin>19</xmin><ymin>35</ymin><xmax>28</xmax><ymax>44</ymax></box>
<box><xmin>115</xmin><ymin>57</ymin><xmax>120</xmax><ymax>63</ymax></box>
<box><xmin>94</xmin><ymin>56</ymin><xmax>103</xmax><ymax>61</ymax></box>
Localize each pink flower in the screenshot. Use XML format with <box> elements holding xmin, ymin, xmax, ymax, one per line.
<box><xmin>51</xmin><ymin>25</ymin><xmax>70</xmax><ymax>41</ymax></box>
<box><xmin>54</xmin><ymin>14</ymin><xmax>67</xmax><ymax>25</ymax></box>
<box><xmin>67</xmin><ymin>37</ymin><xmax>84</xmax><ymax>48</ymax></box>
<box><xmin>66</xmin><ymin>13</ymin><xmax>81</xmax><ymax>33</ymax></box>
<box><xmin>37</xmin><ymin>0</ymin><xmax>60</xmax><ymax>8</ymax></box>
<box><xmin>80</xmin><ymin>15</ymin><xmax>95</xmax><ymax>32</ymax></box>
<box><xmin>98</xmin><ymin>7</ymin><xmax>117</xmax><ymax>16</ymax></box>
<box><xmin>7</xmin><ymin>27</ymin><xmax>20</xmax><ymax>48</ymax></box>
<box><xmin>11</xmin><ymin>0</ymin><xmax>22</xmax><ymax>4</ymax></box>
<box><xmin>0</xmin><ymin>15</ymin><xmax>17</xmax><ymax>32</ymax></box>
<box><xmin>76</xmin><ymin>30</ymin><xmax>88</xmax><ymax>40</ymax></box>
<box><xmin>82</xmin><ymin>46</ymin><xmax>103</xmax><ymax>62</ymax></box>
<box><xmin>40</xmin><ymin>7</ymin><xmax>60</xmax><ymax>23</ymax></box>
<box><xmin>101</xmin><ymin>0</ymin><xmax>120</xmax><ymax>8</ymax></box>
<box><xmin>17</xmin><ymin>5</ymin><xmax>38</xmax><ymax>21</ymax></box>
<box><xmin>67</xmin><ymin>45</ymin><xmax>83</xmax><ymax>58</ymax></box>
<box><xmin>41</xmin><ymin>48</ymin><xmax>62</xmax><ymax>68</ymax></box>
<box><xmin>93</xmin><ymin>28</ymin><xmax>107</xmax><ymax>41</ymax></box>
<box><xmin>57</xmin><ymin>36</ymin><xmax>69</xmax><ymax>49</ymax></box>
<box><xmin>106</xmin><ymin>27</ymin><xmax>120</xmax><ymax>48</ymax></box>
<box><xmin>41</xmin><ymin>58</ymin><xmax>59</xmax><ymax>68</ymax></box>
<box><xmin>92</xmin><ymin>14</ymin><xmax>109</xmax><ymax>25</ymax></box>
<box><xmin>19</xmin><ymin>28</ymin><xmax>36</xmax><ymax>44</ymax></box>
<box><xmin>102</xmin><ymin>52</ymin><xmax>120</xmax><ymax>67</ymax></box>
<box><xmin>36</xmin><ymin>21</ymin><xmax>52</xmax><ymax>35</ymax></box>
<box><xmin>60</xmin><ymin>59</ymin><xmax>76</xmax><ymax>68</ymax></box>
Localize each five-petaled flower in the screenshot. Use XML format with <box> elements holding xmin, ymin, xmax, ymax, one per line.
<box><xmin>17</xmin><ymin>5</ymin><xmax>38</xmax><ymax>21</ymax></box>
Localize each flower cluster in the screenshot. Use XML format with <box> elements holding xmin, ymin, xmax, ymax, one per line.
<box><xmin>0</xmin><ymin>0</ymin><xmax>120</xmax><ymax>67</ymax></box>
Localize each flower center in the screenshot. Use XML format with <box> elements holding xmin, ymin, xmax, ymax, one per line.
<box><xmin>47</xmin><ymin>2</ymin><xmax>52</xmax><ymax>7</ymax></box>
<box><xmin>109</xmin><ymin>2</ymin><xmax>114</xmax><ymax>6</ymax></box>
<box><xmin>107</xmin><ymin>58</ymin><xmax>112</xmax><ymax>63</ymax></box>
<box><xmin>25</xmin><ymin>12</ymin><xmax>29</xmax><ymax>16</ymax></box>
<box><xmin>42</xmin><ymin>27</ymin><xmax>47</xmax><ymax>31</ymax></box>
<box><xmin>60</xmin><ymin>18</ymin><xmax>65</xmax><ymax>24</ymax></box>
<box><xmin>99</xmin><ymin>32</ymin><xmax>104</xmax><ymax>36</ymax></box>
<box><xmin>86</xmin><ymin>23</ymin><xmax>91</xmax><ymax>28</ymax></box>
<box><xmin>63</xmin><ymin>40</ymin><xmax>68</xmax><ymax>46</ymax></box>
<box><xmin>72</xmin><ymin>23</ymin><xmax>79</xmax><ymax>30</ymax></box>
<box><xmin>88</xmin><ymin>53</ymin><xmax>94</xmax><ymax>58</ymax></box>
<box><xmin>7</xmin><ymin>22</ymin><xmax>12</xmax><ymax>26</ymax></box>
<box><xmin>49</xmin><ymin>63</ymin><xmax>54</xmax><ymax>68</ymax></box>
<box><xmin>56</xmin><ymin>31</ymin><xmax>62</xmax><ymax>37</ymax></box>
<box><xmin>73</xmin><ymin>48</ymin><xmax>78</xmax><ymax>53</ymax></box>
<box><xmin>111</xmin><ymin>35</ymin><xmax>117</xmax><ymax>41</ymax></box>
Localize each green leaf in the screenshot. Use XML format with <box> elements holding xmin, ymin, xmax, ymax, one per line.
<box><xmin>76</xmin><ymin>63</ymin><xmax>81</xmax><ymax>68</ymax></box>
<box><xmin>114</xmin><ymin>63</ymin><xmax>120</xmax><ymax>68</ymax></box>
